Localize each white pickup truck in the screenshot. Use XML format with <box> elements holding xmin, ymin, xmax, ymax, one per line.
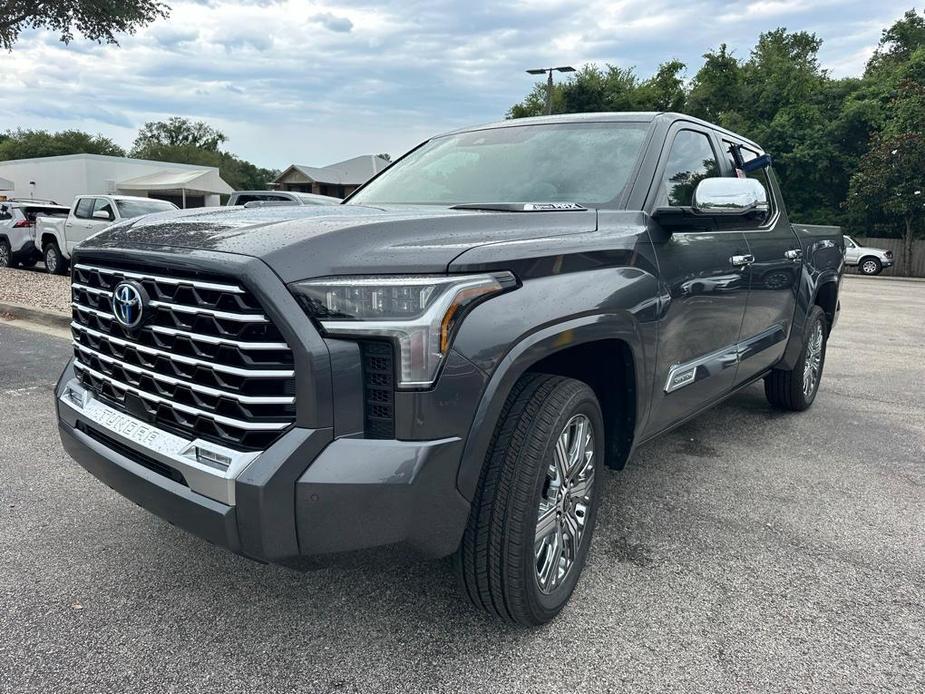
<box><xmin>36</xmin><ymin>194</ymin><xmax>177</xmax><ymax>274</ymax></box>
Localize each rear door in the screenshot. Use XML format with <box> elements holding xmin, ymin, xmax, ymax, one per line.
<box><xmin>720</xmin><ymin>139</ymin><xmax>800</xmax><ymax>382</ymax></box>
<box><xmin>643</xmin><ymin>124</ymin><xmax>752</xmax><ymax>436</ymax></box>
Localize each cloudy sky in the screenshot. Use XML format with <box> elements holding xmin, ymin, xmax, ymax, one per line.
<box><xmin>0</xmin><ymin>0</ymin><xmax>914</xmax><ymax>169</ymax></box>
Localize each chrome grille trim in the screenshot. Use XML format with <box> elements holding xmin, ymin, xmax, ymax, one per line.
<box><xmin>71</xmin><ymin>321</ymin><xmax>295</xmax><ymax>377</ymax></box>
<box><xmin>73</xmin><ymin>361</ymin><xmax>290</xmax><ymax>431</ymax></box>
<box><xmin>147</xmin><ymin>299</ymin><xmax>268</xmax><ymax>323</ymax></box>
<box><xmin>72</xmin><ymin>293</ymin><xmax>267</xmax><ymax>323</ymax></box>
<box><xmin>71</xmin><ymin>261</ymin><xmax>297</xmax><ymax>450</ymax></box>
<box><xmin>73</xmin><ymin>342</ymin><xmax>295</xmax><ymax>405</ymax></box>
<box><xmin>73</xmin><ymin>263</ymin><xmax>245</xmax><ymax>293</ymax></box>
<box><xmin>148</xmin><ymin>325</ymin><xmax>288</xmax><ymax>351</ymax></box>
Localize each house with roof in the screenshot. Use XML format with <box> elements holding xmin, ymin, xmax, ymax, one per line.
<box><xmin>273</xmin><ymin>155</ymin><xmax>390</xmax><ymax>199</ymax></box>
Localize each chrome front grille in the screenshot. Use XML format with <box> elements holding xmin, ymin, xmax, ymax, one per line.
<box><xmin>70</xmin><ymin>262</ymin><xmax>296</xmax><ymax>451</ymax></box>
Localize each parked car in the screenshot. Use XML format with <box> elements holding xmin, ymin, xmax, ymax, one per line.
<box><xmin>0</xmin><ymin>200</ymin><xmax>69</xmax><ymax>268</ymax></box>
<box><xmin>226</xmin><ymin>190</ymin><xmax>341</xmax><ymax>206</ymax></box>
<box><xmin>36</xmin><ymin>195</ymin><xmax>177</xmax><ymax>274</ymax></box>
<box><xmin>56</xmin><ymin>113</ymin><xmax>844</xmax><ymax>626</ymax></box>
<box><xmin>843</xmin><ymin>235</ymin><xmax>894</xmax><ymax>275</ymax></box>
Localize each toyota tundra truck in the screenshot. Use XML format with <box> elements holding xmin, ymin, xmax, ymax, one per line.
<box><xmin>55</xmin><ymin>113</ymin><xmax>844</xmax><ymax>626</ymax></box>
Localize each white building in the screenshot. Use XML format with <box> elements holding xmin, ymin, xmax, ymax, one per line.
<box><xmin>0</xmin><ymin>154</ymin><xmax>234</xmax><ymax>208</ymax></box>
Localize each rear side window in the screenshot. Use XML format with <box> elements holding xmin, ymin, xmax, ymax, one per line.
<box><xmin>723</xmin><ymin>140</ymin><xmax>776</xmax><ymax>217</ymax></box>
<box><xmin>74</xmin><ymin>198</ymin><xmax>94</xmax><ymax>219</ymax></box>
<box><xmin>659</xmin><ymin>130</ymin><xmax>720</xmax><ymax>207</ymax></box>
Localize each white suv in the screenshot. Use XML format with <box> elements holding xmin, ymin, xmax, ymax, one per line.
<box><xmin>0</xmin><ymin>200</ymin><xmax>69</xmax><ymax>268</ymax></box>
<box><xmin>843</xmin><ymin>236</ymin><xmax>894</xmax><ymax>275</ymax></box>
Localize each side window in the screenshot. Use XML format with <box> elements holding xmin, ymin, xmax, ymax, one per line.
<box><xmin>723</xmin><ymin>140</ymin><xmax>776</xmax><ymax>216</ymax></box>
<box><xmin>660</xmin><ymin>130</ymin><xmax>720</xmax><ymax>207</ymax></box>
<box><xmin>0</xmin><ymin>205</ymin><xmax>10</xmax><ymax>220</ymax></box>
<box><xmin>92</xmin><ymin>198</ymin><xmax>114</xmax><ymax>220</ymax></box>
<box><xmin>74</xmin><ymin>198</ymin><xmax>94</xmax><ymax>219</ymax></box>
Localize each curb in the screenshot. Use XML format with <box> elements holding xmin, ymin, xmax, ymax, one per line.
<box><xmin>843</xmin><ymin>273</ymin><xmax>925</xmax><ymax>284</ymax></box>
<box><xmin>0</xmin><ymin>301</ymin><xmax>71</xmax><ymax>329</ymax></box>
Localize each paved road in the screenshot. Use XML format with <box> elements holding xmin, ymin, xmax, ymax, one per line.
<box><xmin>0</xmin><ymin>277</ymin><xmax>922</xmax><ymax>693</ymax></box>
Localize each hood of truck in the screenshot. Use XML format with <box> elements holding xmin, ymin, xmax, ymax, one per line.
<box><xmin>79</xmin><ymin>204</ymin><xmax>599</xmax><ymax>281</ymax></box>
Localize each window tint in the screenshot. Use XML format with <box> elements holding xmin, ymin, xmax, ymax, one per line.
<box><xmin>74</xmin><ymin>198</ymin><xmax>94</xmax><ymax>219</ymax></box>
<box><xmin>661</xmin><ymin>130</ymin><xmax>719</xmax><ymax>207</ymax></box>
<box><xmin>92</xmin><ymin>198</ymin><xmax>115</xmax><ymax>220</ymax></box>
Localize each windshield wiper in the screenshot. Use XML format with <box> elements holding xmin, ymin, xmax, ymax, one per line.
<box><xmin>450</xmin><ymin>202</ymin><xmax>587</xmax><ymax>212</ymax></box>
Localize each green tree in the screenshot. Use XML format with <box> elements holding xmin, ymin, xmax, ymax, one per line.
<box><xmin>634</xmin><ymin>60</ymin><xmax>687</xmax><ymax>112</ymax></box>
<box><xmin>849</xmin><ymin>76</ymin><xmax>925</xmax><ymax>273</ymax></box>
<box><xmin>687</xmin><ymin>44</ymin><xmax>746</xmax><ymax>129</ymax></box>
<box><xmin>131</xmin><ymin>117</ymin><xmax>226</xmax><ymax>157</ymax></box>
<box><xmin>0</xmin><ymin>128</ymin><xmax>125</xmax><ymax>160</ymax></box>
<box><xmin>0</xmin><ymin>0</ymin><xmax>169</xmax><ymax>51</ymax></box>
<box><xmin>867</xmin><ymin>9</ymin><xmax>925</xmax><ymax>75</ymax></box>
<box><xmin>130</xmin><ymin>117</ymin><xmax>277</xmax><ymax>191</ymax></box>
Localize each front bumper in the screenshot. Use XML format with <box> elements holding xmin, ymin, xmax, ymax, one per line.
<box><xmin>56</xmin><ymin>366</ymin><xmax>471</xmax><ymax>562</ymax></box>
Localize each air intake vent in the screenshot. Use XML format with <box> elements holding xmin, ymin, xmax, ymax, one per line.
<box><xmin>360</xmin><ymin>341</ymin><xmax>395</xmax><ymax>439</ymax></box>
<box><xmin>70</xmin><ymin>261</ymin><xmax>296</xmax><ymax>451</ymax></box>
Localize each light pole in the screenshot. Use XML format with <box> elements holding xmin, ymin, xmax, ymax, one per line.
<box><xmin>526</xmin><ymin>66</ymin><xmax>576</xmax><ymax>115</ymax></box>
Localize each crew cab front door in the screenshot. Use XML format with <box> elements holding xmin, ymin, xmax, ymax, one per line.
<box><xmin>643</xmin><ymin>126</ymin><xmax>752</xmax><ymax>436</ymax></box>
<box><xmin>67</xmin><ymin>197</ymin><xmax>113</xmax><ymax>253</ymax></box>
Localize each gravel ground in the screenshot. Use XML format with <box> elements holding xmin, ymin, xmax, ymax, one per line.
<box><xmin>0</xmin><ymin>266</ymin><xmax>70</xmax><ymax>315</ymax></box>
<box><xmin>0</xmin><ymin>277</ymin><xmax>922</xmax><ymax>693</ymax></box>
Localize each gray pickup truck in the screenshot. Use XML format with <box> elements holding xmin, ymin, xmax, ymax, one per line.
<box><xmin>56</xmin><ymin>113</ymin><xmax>843</xmax><ymax>626</ymax></box>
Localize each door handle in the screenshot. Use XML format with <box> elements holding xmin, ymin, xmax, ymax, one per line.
<box><xmin>730</xmin><ymin>254</ymin><xmax>755</xmax><ymax>267</ymax></box>
<box><xmin>784</xmin><ymin>249</ymin><xmax>802</xmax><ymax>260</ymax></box>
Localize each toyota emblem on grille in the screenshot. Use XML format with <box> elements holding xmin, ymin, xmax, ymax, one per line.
<box><xmin>112</xmin><ymin>280</ymin><xmax>147</xmax><ymax>329</ymax></box>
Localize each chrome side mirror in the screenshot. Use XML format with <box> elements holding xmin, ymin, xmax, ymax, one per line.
<box><xmin>692</xmin><ymin>177</ymin><xmax>769</xmax><ymax>217</ymax></box>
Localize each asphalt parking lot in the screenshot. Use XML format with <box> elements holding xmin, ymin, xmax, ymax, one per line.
<box><xmin>0</xmin><ymin>276</ymin><xmax>922</xmax><ymax>693</ymax></box>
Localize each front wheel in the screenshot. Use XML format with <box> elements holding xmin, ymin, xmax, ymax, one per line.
<box><xmin>455</xmin><ymin>374</ymin><xmax>604</xmax><ymax>626</ymax></box>
<box><xmin>765</xmin><ymin>305</ymin><xmax>828</xmax><ymax>411</ymax></box>
<box><xmin>858</xmin><ymin>257</ymin><xmax>882</xmax><ymax>275</ymax></box>
<box><xmin>0</xmin><ymin>238</ymin><xmax>10</xmax><ymax>268</ymax></box>
<box><xmin>43</xmin><ymin>242</ymin><xmax>67</xmax><ymax>275</ymax></box>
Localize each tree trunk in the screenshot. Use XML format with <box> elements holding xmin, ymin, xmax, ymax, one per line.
<box><xmin>903</xmin><ymin>216</ymin><xmax>915</xmax><ymax>277</ymax></box>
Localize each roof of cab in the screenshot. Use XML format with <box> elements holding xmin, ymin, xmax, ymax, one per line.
<box><xmin>437</xmin><ymin>111</ymin><xmax>762</xmax><ymax>151</ymax></box>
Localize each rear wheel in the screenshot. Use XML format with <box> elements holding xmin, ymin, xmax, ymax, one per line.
<box><xmin>43</xmin><ymin>241</ymin><xmax>67</xmax><ymax>275</ymax></box>
<box><xmin>765</xmin><ymin>306</ymin><xmax>828</xmax><ymax>411</ymax></box>
<box><xmin>0</xmin><ymin>239</ymin><xmax>10</xmax><ymax>268</ymax></box>
<box><xmin>455</xmin><ymin>374</ymin><xmax>604</xmax><ymax>626</ymax></box>
<box><xmin>858</xmin><ymin>257</ymin><xmax>882</xmax><ymax>275</ymax></box>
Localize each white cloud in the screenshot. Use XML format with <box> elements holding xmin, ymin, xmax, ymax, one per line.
<box><xmin>0</xmin><ymin>0</ymin><xmax>914</xmax><ymax>168</ymax></box>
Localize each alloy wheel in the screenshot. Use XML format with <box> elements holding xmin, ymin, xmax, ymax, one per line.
<box><xmin>46</xmin><ymin>248</ymin><xmax>57</xmax><ymax>273</ymax></box>
<box><xmin>534</xmin><ymin>413</ymin><xmax>596</xmax><ymax>594</ymax></box>
<box><xmin>861</xmin><ymin>260</ymin><xmax>878</xmax><ymax>274</ymax></box>
<box><xmin>0</xmin><ymin>244</ymin><xmax>9</xmax><ymax>267</ymax></box>
<box><xmin>802</xmin><ymin>320</ymin><xmax>824</xmax><ymax>398</ymax></box>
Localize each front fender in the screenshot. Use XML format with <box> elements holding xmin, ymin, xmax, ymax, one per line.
<box><xmin>454</xmin><ymin>313</ymin><xmax>648</xmax><ymax>501</ymax></box>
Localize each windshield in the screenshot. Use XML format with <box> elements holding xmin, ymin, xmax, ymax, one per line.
<box><xmin>115</xmin><ymin>199</ymin><xmax>177</xmax><ymax>219</ymax></box>
<box><xmin>349</xmin><ymin>122</ymin><xmax>650</xmax><ymax>207</ymax></box>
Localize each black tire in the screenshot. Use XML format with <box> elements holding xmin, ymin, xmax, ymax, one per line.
<box><xmin>0</xmin><ymin>238</ymin><xmax>10</xmax><ymax>268</ymax></box>
<box><xmin>455</xmin><ymin>373</ymin><xmax>604</xmax><ymax>626</ymax></box>
<box><xmin>858</xmin><ymin>257</ymin><xmax>882</xmax><ymax>275</ymax></box>
<box><xmin>765</xmin><ymin>305</ymin><xmax>828</xmax><ymax>411</ymax></box>
<box><xmin>43</xmin><ymin>241</ymin><xmax>67</xmax><ymax>275</ymax></box>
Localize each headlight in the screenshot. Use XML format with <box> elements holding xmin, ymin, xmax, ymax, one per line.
<box><xmin>290</xmin><ymin>273</ymin><xmax>517</xmax><ymax>387</ymax></box>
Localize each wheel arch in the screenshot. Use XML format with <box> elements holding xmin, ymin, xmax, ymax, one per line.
<box><xmin>455</xmin><ymin>314</ymin><xmax>646</xmax><ymax>501</ymax></box>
